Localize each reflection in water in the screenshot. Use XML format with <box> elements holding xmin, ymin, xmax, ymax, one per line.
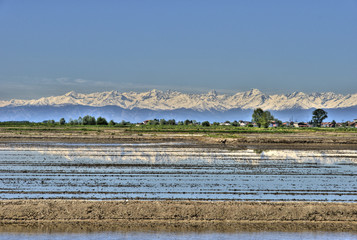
<box><xmin>1</xmin><ymin>142</ymin><xmax>356</xmax><ymax>165</ymax></box>
<box><xmin>0</xmin><ymin>142</ymin><xmax>356</xmax><ymax>201</ymax></box>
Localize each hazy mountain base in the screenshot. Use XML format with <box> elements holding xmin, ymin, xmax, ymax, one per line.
<box><xmin>1</xmin><ymin>105</ymin><xmax>356</xmax><ymax>122</ymax></box>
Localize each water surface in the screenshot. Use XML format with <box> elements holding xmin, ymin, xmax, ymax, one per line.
<box><xmin>0</xmin><ymin>142</ymin><xmax>356</xmax><ymax>201</ymax></box>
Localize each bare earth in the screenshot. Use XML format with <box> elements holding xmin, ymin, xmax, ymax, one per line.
<box><xmin>0</xmin><ymin>126</ymin><xmax>357</xmax><ymax>150</ymax></box>
<box><xmin>0</xmin><ymin>127</ymin><xmax>356</xmax><ymax>233</ymax></box>
<box><xmin>1</xmin><ymin>200</ymin><xmax>356</xmax><ymax>233</ymax></box>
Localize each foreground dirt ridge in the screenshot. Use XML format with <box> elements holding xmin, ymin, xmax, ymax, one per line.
<box><xmin>1</xmin><ymin>200</ymin><xmax>356</xmax><ymax>232</ymax></box>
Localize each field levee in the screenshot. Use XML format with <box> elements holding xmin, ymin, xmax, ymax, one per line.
<box><xmin>0</xmin><ymin>125</ymin><xmax>357</xmax><ymax>150</ymax></box>
<box><xmin>0</xmin><ymin>200</ymin><xmax>356</xmax><ymax>233</ymax></box>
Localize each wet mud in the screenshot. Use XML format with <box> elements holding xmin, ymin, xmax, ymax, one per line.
<box><xmin>0</xmin><ymin>200</ymin><xmax>356</xmax><ymax>233</ymax></box>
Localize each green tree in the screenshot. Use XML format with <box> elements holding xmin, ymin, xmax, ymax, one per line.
<box><xmin>77</xmin><ymin>117</ymin><xmax>83</xmax><ymax>125</ymax></box>
<box><xmin>262</xmin><ymin>111</ymin><xmax>274</xmax><ymax>128</ymax></box>
<box><xmin>43</xmin><ymin>120</ymin><xmax>55</xmax><ymax>125</ymax></box>
<box><xmin>167</xmin><ymin>119</ymin><xmax>176</xmax><ymax>125</ymax></box>
<box><xmin>109</xmin><ymin>120</ymin><xmax>116</xmax><ymax>126</ymax></box>
<box><xmin>252</xmin><ymin>108</ymin><xmax>274</xmax><ymax>128</ymax></box>
<box><xmin>83</xmin><ymin>115</ymin><xmax>96</xmax><ymax>125</ymax></box>
<box><xmin>96</xmin><ymin>116</ymin><xmax>108</xmax><ymax>125</ymax></box>
<box><xmin>59</xmin><ymin>118</ymin><xmax>66</xmax><ymax>125</ymax></box>
<box><xmin>148</xmin><ymin>119</ymin><xmax>159</xmax><ymax>125</ymax></box>
<box><xmin>184</xmin><ymin>119</ymin><xmax>192</xmax><ymax>125</ymax></box>
<box><xmin>159</xmin><ymin>119</ymin><xmax>167</xmax><ymax>125</ymax></box>
<box><xmin>312</xmin><ymin>109</ymin><xmax>328</xmax><ymax>127</ymax></box>
<box><xmin>252</xmin><ymin>108</ymin><xmax>264</xmax><ymax>127</ymax></box>
<box><xmin>202</xmin><ymin>121</ymin><xmax>210</xmax><ymax>127</ymax></box>
<box><xmin>231</xmin><ymin>120</ymin><xmax>239</xmax><ymax>127</ymax></box>
<box><xmin>331</xmin><ymin>120</ymin><xmax>336</xmax><ymax>128</ymax></box>
<box><xmin>118</xmin><ymin>120</ymin><xmax>130</xmax><ymax>126</ymax></box>
<box><xmin>69</xmin><ymin>118</ymin><xmax>78</xmax><ymax>125</ymax></box>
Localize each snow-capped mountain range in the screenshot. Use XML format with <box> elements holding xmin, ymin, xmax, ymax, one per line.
<box><xmin>1</xmin><ymin>89</ymin><xmax>356</xmax><ymax>122</ymax></box>
<box><xmin>1</xmin><ymin>89</ymin><xmax>356</xmax><ymax>111</ymax></box>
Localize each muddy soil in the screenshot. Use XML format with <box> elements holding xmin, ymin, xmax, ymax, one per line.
<box><xmin>0</xmin><ymin>200</ymin><xmax>356</xmax><ymax>233</ymax></box>
<box><xmin>0</xmin><ymin>128</ymin><xmax>356</xmax><ymax>150</ymax></box>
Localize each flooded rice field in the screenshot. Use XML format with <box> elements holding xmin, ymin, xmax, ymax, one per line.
<box><xmin>0</xmin><ymin>142</ymin><xmax>356</xmax><ymax>201</ymax></box>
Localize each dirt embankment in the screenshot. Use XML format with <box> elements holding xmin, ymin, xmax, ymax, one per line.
<box><xmin>0</xmin><ymin>127</ymin><xmax>357</xmax><ymax>150</ymax></box>
<box><xmin>1</xmin><ymin>200</ymin><xmax>356</xmax><ymax>233</ymax></box>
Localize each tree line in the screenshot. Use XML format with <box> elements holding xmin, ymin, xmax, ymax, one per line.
<box><xmin>47</xmin><ymin>116</ymin><xmax>127</xmax><ymax>126</ymax></box>
<box><xmin>41</xmin><ymin>108</ymin><xmax>341</xmax><ymax>128</ymax></box>
<box><xmin>251</xmin><ymin>108</ymin><xmax>328</xmax><ymax>128</ymax></box>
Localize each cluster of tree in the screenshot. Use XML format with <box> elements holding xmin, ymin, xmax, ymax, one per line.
<box><xmin>146</xmin><ymin>119</ymin><xmax>202</xmax><ymax>126</ymax></box>
<box><xmin>251</xmin><ymin>108</ymin><xmax>279</xmax><ymax>128</ymax></box>
<box><xmin>57</xmin><ymin>116</ymin><xmax>120</xmax><ymax>126</ymax></box>
<box><xmin>43</xmin><ymin>120</ymin><xmax>56</xmax><ymax>124</ymax></box>
<box><xmin>147</xmin><ymin>119</ymin><xmax>177</xmax><ymax>125</ymax></box>
<box><xmin>250</xmin><ymin>108</ymin><xmax>329</xmax><ymax>128</ymax></box>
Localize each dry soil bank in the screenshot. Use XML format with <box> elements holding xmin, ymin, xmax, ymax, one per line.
<box><xmin>0</xmin><ymin>126</ymin><xmax>357</xmax><ymax>150</ymax></box>
<box><xmin>0</xmin><ymin>200</ymin><xmax>356</xmax><ymax>233</ymax></box>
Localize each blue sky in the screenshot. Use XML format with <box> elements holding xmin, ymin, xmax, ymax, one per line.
<box><xmin>0</xmin><ymin>0</ymin><xmax>356</xmax><ymax>100</ymax></box>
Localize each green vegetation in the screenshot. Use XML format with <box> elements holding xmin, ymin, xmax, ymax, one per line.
<box><xmin>96</xmin><ymin>117</ymin><xmax>108</xmax><ymax>125</ymax></box>
<box><xmin>312</xmin><ymin>108</ymin><xmax>328</xmax><ymax>127</ymax></box>
<box><xmin>59</xmin><ymin>118</ymin><xmax>66</xmax><ymax>125</ymax></box>
<box><xmin>201</xmin><ymin>121</ymin><xmax>210</xmax><ymax>127</ymax></box>
<box><xmin>252</xmin><ymin>108</ymin><xmax>274</xmax><ymax>128</ymax></box>
<box><xmin>82</xmin><ymin>115</ymin><xmax>96</xmax><ymax>125</ymax></box>
<box><xmin>0</xmin><ymin>110</ymin><xmax>356</xmax><ymax>135</ymax></box>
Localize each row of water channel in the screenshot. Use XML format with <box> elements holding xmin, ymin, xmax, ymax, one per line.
<box><xmin>1</xmin><ymin>142</ymin><xmax>356</xmax><ymax>201</ymax></box>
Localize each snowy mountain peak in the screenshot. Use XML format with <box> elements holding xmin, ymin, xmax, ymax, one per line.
<box><xmin>207</xmin><ymin>90</ymin><xmax>217</xmax><ymax>96</ymax></box>
<box><xmin>249</xmin><ymin>88</ymin><xmax>263</xmax><ymax>94</ymax></box>
<box><xmin>244</xmin><ymin>88</ymin><xmax>263</xmax><ymax>97</ymax></box>
<box><xmin>65</xmin><ymin>91</ymin><xmax>78</xmax><ymax>97</ymax></box>
<box><xmin>0</xmin><ymin>89</ymin><xmax>356</xmax><ymax>111</ymax></box>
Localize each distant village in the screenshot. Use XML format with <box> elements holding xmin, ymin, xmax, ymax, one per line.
<box><xmin>138</xmin><ymin>119</ymin><xmax>357</xmax><ymax>128</ymax></box>
<box><xmin>137</xmin><ymin>108</ymin><xmax>357</xmax><ymax>128</ymax></box>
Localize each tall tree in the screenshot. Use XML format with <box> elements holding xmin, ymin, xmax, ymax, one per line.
<box><xmin>59</xmin><ymin>118</ymin><xmax>66</xmax><ymax>125</ymax></box>
<box><xmin>252</xmin><ymin>108</ymin><xmax>264</xmax><ymax>128</ymax></box>
<box><xmin>312</xmin><ymin>109</ymin><xmax>328</xmax><ymax>127</ymax></box>
<box><xmin>331</xmin><ymin>120</ymin><xmax>336</xmax><ymax>128</ymax></box>
<box><xmin>202</xmin><ymin>121</ymin><xmax>210</xmax><ymax>127</ymax></box>
<box><xmin>252</xmin><ymin>108</ymin><xmax>274</xmax><ymax>128</ymax></box>
<box><xmin>96</xmin><ymin>117</ymin><xmax>108</xmax><ymax>125</ymax></box>
<box><xmin>83</xmin><ymin>115</ymin><xmax>96</xmax><ymax>125</ymax></box>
